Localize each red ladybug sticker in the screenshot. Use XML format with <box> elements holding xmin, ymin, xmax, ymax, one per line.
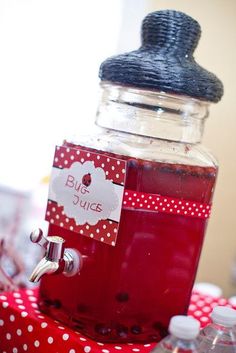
<box><xmin>82</xmin><ymin>173</ymin><xmax>91</xmax><ymax>187</ymax></box>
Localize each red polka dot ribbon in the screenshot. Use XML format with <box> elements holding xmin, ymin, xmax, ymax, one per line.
<box><xmin>122</xmin><ymin>190</ymin><xmax>211</xmax><ymax>220</ymax></box>
<box><xmin>46</xmin><ymin>144</ymin><xmax>211</xmax><ymax>248</ymax></box>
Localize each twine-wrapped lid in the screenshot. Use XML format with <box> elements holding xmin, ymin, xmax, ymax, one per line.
<box><xmin>99</xmin><ymin>10</ymin><xmax>223</xmax><ymax>102</ymax></box>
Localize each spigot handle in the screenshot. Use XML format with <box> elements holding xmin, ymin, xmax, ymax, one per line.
<box><xmin>30</xmin><ymin>228</ymin><xmax>49</xmax><ymax>250</ymax></box>
<box><xmin>46</xmin><ymin>236</ymin><xmax>65</xmax><ymax>262</ymax></box>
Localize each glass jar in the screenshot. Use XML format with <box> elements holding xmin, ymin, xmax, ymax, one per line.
<box><xmin>39</xmin><ymin>82</ymin><xmax>217</xmax><ymax>342</ymax></box>
<box><xmin>30</xmin><ymin>8</ymin><xmax>224</xmax><ymax>344</ymax></box>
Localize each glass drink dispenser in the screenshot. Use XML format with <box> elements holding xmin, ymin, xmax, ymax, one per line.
<box><xmin>29</xmin><ymin>10</ymin><xmax>223</xmax><ymax>343</ymax></box>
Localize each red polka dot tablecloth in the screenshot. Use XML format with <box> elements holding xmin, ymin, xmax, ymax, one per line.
<box><xmin>0</xmin><ymin>288</ymin><xmax>234</xmax><ymax>353</ymax></box>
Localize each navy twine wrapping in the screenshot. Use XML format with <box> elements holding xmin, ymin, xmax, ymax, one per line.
<box><xmin>99</xmin><ymin>10</ymin><xmax>223</xmax><ymax>103</ymax></box>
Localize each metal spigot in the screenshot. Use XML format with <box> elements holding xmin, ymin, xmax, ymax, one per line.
<box><xmin>29</xmin><ymin>228</ymin><xmax>82</xmax><ymax>283</ymax></box>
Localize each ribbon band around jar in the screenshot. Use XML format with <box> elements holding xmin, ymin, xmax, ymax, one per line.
<box><xmin>122</xmin><ymin>189</ymin><xmax>211</xmax><ymax>219</ymax></box>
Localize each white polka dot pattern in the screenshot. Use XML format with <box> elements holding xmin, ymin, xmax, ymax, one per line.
<box><xmin>123</xmin><ymin>190</ymin><xmax>211</xmax><ymax>219</ymax></box>
<box><xmin>188</xmin><ymin>290</ymin><xmax>233</xmax><ymax>326</ymax></box>
<box><xmin>0</xmin><ymin>288</ymin><xmax>234</xmax><ymax>353</ymax></box>
<box><xmin>53</xmin><ymin>145</ymin><xmax>126</xmax><ymax>191</ymax></box>
<box><xmin>46</xmin><ymin>202</ymin><xmax>119</xmax><ymax>247</ymax></box>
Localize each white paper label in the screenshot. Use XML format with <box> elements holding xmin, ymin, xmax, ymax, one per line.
<box><xmin>52</xmin><ymin>161</ymin><xmax>119</xmax><ymax>226</ymax></box>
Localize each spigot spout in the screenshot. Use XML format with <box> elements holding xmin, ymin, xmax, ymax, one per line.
<box><xmin>29</xmin><ymin>228</ymin><xmax>82</xmax><ymax>283</ymax></box>
<box><xmin>29</xmin><ymin>257</ymin><xmax>59</xmax><ymax>283</ymax></box>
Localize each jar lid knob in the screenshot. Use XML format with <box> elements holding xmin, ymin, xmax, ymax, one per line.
<box><xmin>141</xmin><ymin>10</ymin><xmax>200</xmax><ymax>56</ymax></box>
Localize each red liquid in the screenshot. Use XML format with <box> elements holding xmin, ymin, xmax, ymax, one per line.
<box><xmin>39</xmin><ymin>143</ymin><xmax>216</xmax><ymax>343</ymax></box>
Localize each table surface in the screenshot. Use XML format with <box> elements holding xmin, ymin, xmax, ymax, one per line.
<box><xmin>0</xmin><ymin>288</ymin><xmax>232</xmax><ymax>353</ymax></box>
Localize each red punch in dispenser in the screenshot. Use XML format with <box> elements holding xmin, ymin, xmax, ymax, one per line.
<box><xmin>29</xmin><ymin>10</ymin><xmax>223</xmax><ymax>343</ymax></box>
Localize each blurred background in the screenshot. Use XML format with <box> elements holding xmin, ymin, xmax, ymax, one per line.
<box><xmin>0</xmin><ymin>0</ymin><xmax>235</xmax><ymax>296</ymax></box>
